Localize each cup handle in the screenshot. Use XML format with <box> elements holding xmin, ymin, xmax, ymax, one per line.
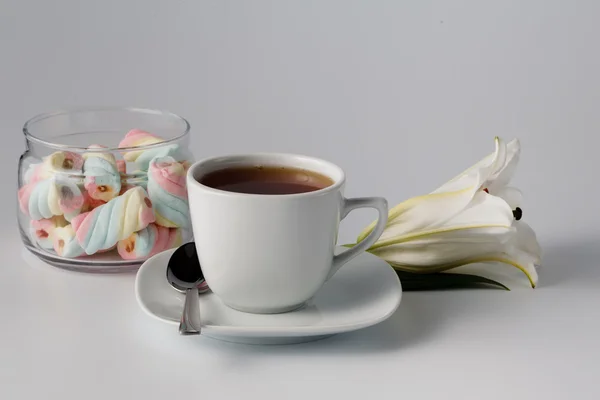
<box><xmin>327</xmin><ymin>196</ymin><xmax>388</xmax><ymax>281</ymax></box>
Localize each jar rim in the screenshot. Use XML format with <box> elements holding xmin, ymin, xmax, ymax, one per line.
<box><xmin>22</xmin><ymin>106</ymin><xmax>191</xmax><ymax>153</ymax></box>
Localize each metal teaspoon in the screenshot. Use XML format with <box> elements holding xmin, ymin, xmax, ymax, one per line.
<box><xmin>166</xmin><ymin>242</ymin><xmax>208</xmax><ymax>335</ymax></box>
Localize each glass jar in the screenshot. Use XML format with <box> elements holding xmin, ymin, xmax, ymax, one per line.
<box><xmin>17</xmin><ymin>107</ymin><xmax>193</xmax><ymax>272</ymax></box>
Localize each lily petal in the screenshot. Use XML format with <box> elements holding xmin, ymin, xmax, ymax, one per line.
<box><xmin>446</xmin><ymin>250</ymin><xmax>539</xmax><ymax>289</ymax></box>
<box><xmin>434</xmin><ymin>137</ymin><xmax>506</xmax><ymax>193</ymax></box>
<box><xmin>383</xmin><ymin>225</ymin><xmax>514</xmax><ymax>246</ymax></box>
<box><xmin>388</xmin><ymin>249</ymin><xmax>538</xmax><ymax>288</ymax></box>
<box><xmin>359</xmin><ymin>138</ymin><xmax>509</xmax><ymax>243</ymax></box>
<box><xmin>513</xmin><ymin>221</ymin><xmax>542</xmax><ymax>264</ymax></box>
<box><xmin>358</xmin><ymin>169</ymin><xmax>487</xmax><ymax>244</ymax></box>
<box><xmin>487</xmin><ymin>139</ymin><xmax>520</xmax><ymax>192</ymax></box>
<box><xmin>371</xmin><ymin>236</ymin><xmax>510</xmax><ymax>267</ymax></box>
<box><xmin>369</xmin><ymin>191</ymin><xmax>513</xmax><ymax>249</ymax></box>
<box><xmin>495</xmin><ymin>186</ymin><xmax>522</xmax><ymax>209</ymax></box>
<box><xmin>438</xmin><ymin>191</ymin><xmax>514</xmax><ymax>229</ymax></box>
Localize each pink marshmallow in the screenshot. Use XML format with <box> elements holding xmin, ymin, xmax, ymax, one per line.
<box><xmin>18</xmin><ymin>183</ymin><xmax>35</xmax><ymax>216</ymax></box>
<box><xmin>118</xmin><ymin>129</ymin><xmax>163</xmax><ymax>148</ymax></box>
<box><xmin>116</xmin><ymin>160</ymin><xmax>126</xmax><ymax>174</ymax></box>
<box><xmin>148</xmin><ymin>158</ymin><xmax>188</xmax><ymax>198</ymax></box>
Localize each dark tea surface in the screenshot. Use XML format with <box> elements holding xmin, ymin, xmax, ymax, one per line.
<box><xmin>199</xmin><ymin>166</ymin><xmax>334</xmax><ymax>195</ymax></box>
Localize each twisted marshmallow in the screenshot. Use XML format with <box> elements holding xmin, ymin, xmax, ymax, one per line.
<box><xmin>83</xmin><ymin>145</ymin><xmax>121</xmax><ymax>202</ymax></box>
<box><xmin>24</xmin><ymin>163</ymin><xmax>45</xmax><ymax>184</ymax></box>
<box><xmin>24</xmin><ymin>151</ymin><xmax>84</xmax><ymax>184</ymax></box>
<box><xmin>147</xmin><ymin>156</ymin><xmax>190</xmax><ymax>228</ymax></box>
<box><xmin>18</xmin><ymin>177</ymin><xmax>84</xmax><ymax>221</ymax></box>
<box><xmin>30</xmin><ymin>216</ymin><xmax>68</xmax><ymax>249</ymax></box>
<box><xmin>117</xmin><ymin>223</ymin><xmax>182</xmax><ymax>260</ymax></box>
<box><xmin>118</xmin><ymin>129</ymin><xmax>189</xmax><ymax>170</ymax></box>
<box><xmin>53</xmin><ymin>225</ymin><xmax>85</xmax><ymax>258</ymax></box>
<box><xmin>70</xmin><ymin>186</ymin><xmax>155</xmax><ymax>255</ymax></box>
<box><xmin>44</xmin><ymin>151</ymin><xmax>84</xmax><ymax>175</ymax></box>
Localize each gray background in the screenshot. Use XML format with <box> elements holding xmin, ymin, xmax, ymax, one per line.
<box><xmin>1</xmin><ymin>0</ymin><xmax>596</xmax><ymax>245</ymax></box>
<box><xmin>1</xmin><ymin>2</ymin><xmax>599</xmax><ymax>399</ymax></box>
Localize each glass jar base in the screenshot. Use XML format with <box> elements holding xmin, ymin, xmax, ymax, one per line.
<box><xmin>21</xmin><ymin>226</ymin><xmax>191</xmax><ymax>273</ymax></box>
<box><xmin>22</xmin><ymin>233</ymin><xmax>143</xmax><ymax>273</ymax></box>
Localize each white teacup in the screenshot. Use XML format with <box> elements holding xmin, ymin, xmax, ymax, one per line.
<box><xmin>186</xmin><ymin>153</ymin><xmax>388</xmax><ymax>314</ymax></box>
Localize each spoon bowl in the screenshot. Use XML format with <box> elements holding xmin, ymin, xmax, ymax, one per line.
<box><xmin>166</xmin><ymin>242</ymin><xmax>206</xmax><ymax>335</ymax></box>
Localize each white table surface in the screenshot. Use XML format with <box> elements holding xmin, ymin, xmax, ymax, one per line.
<box><xmin>1</xmin><ymin>1</ymin><xmax>599</xmax><ymax>399</ymax></box>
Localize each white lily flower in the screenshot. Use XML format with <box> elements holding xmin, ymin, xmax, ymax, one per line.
<box><xmin>357</xmin><ymin>137</ymin><xmax>541</xmax><ymax>288</ymax></box>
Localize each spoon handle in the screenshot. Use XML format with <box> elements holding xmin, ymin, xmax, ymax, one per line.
<box><xmin>179</xmin><ymin>288</ymin><xmax>201</xmax><ymax>335</ymax></box>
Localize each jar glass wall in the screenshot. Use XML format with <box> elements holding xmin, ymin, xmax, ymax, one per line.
<box><xmin>17</xmin><ymin>108</ymin><xmax>193</xmax><ymax>272</ymax></box>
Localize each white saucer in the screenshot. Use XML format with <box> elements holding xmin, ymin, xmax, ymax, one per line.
<box><xmin>135</xmin><ymin>247</ymin><xmax>402</xmax><ymax>345</ymax></box>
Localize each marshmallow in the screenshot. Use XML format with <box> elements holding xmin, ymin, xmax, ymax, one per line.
<box><xmin>83</xmin><ymin>145</ymin><xmax>121</xmax><ymax>202</ymax></box>
<box><xmin>118</xmin><ymin>184</ymin><xmax>136</xmax><ymax>196</ymax></box>
<box><xmin>66</xmin><ymin>191</ymin><xmax>107</xmax><ymax>223</ymax></box>
<box><xmin>24</xmin><ymin>163</ymin><xmax>45</xmax><ymax>184</ymax></box>
<box><xmin>117</xmin><ymin>223</ymin><xmax>182</xmax><ymax>260</ymax></box>
<box><xmin>147</xmin><ymin>156</ymin><xmax>190</xmax><ymax>228</ymax></box>
<box><xmin>53</xmin><ymin>225</ymin><xmax>85</xmax><ymax>258</ymax></box>
<box><xmin>43</xmin><ymin>151</ymin><xmax>84</xmax><ymax>177</ymax></box>
<box><xmin>30</xmin><ymin>216</ymin><xmax>68</xmax><ymax>249</ymax></box>
<box><xmin>116</xmin><ymin>160</ymin><xmax>126</xmax><ymax>174</ymax></box>
<box><xmin>18</xmin><ymin>177</ymin><xmax>84</xmax><ymax>220</ymax></box>
<box><xmin>122</xmin><ymin>170</ymin><xmax>148</xmax><ymax>192</ymax></box>
<box><xmin>81</xmin><ymin>191</ymin><xmax>107</xmax><ymax>212</ymax></box>
<box><xmin>70</xmin><ymin>186</ymin><xmax>155</xmax><ymax>255</ymax></box>
<box><xmin>118</xmin><ymin>129</ymin><xmax>189</xmax><ymax>170</ymax></box>
<box><xmin>24</xmin><ymin>151</ymin><xmax>84</xmax><ymax>185</ymax></box>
